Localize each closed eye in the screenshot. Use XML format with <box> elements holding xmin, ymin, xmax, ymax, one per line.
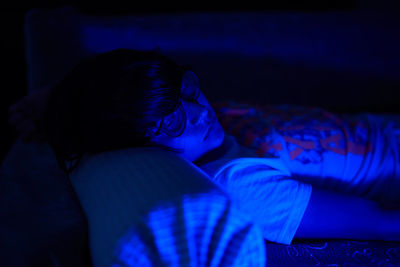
<box><xmin>164</xmin><ymin>116</ymin><xmax>174</xmax><ymax>127</ymax></box>
<box><xmin>163</xmin><ymin>106</ymin><xmax>184</xmax><ymax>129</ymax></box>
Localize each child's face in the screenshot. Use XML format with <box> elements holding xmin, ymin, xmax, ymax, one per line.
<box><xmin>150</xmin><ymin>75</ymin><xmax>225</xmax><ymax>162</ymax></box>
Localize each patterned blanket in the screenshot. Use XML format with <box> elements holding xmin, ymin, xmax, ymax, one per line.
<box><xmin>213</xmin><ymin>100</ymin><xmax>400</xmax><ymax>266</ymax></box>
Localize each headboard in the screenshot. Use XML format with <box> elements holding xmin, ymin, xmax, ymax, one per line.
<box><xmin>25</xmin><ymin>7</ymin><xmax>400</xmax><ymax>111</ymax></box>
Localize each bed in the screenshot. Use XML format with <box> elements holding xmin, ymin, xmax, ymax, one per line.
<box><xmin>2</xmin><ymin>6</ymin><xmax>400</xmax><ymax>266</ymax></box>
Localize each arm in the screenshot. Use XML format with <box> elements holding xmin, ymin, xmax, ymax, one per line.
<box><xmin>295</xmin><ymin>187</ymin><xmax>400</xmax><ymax>241</ymax></box>
<box><xmin>8</xmin><ymin>85</ymin><xmax>52</xmax><ymax>143</ymax></box>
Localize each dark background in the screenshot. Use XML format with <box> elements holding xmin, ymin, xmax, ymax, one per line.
<box><xmin>1</xmin><ymin>1</ymin><xmax>399</xmax><ymax>165</ymax></box>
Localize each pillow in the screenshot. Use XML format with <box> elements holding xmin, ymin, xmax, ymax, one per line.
<box><xmin>69</xmin><ymin>147</ymin><xmax>266</xmax><ymax>267</ymax></box>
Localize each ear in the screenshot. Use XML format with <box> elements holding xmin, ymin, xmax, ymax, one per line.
<box><xmin>181</xmin><ymin>70</ymin><xmax>200</xmax><ymax>91</ymax></box>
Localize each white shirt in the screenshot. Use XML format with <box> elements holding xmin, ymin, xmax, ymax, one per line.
<box><xmin>198</xmin><ymin>134</ymin><xmax>313</xmax><ymax>245</ymax></box>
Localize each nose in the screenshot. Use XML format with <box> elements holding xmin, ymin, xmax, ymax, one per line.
<box><xmin>183</xmin><ymin>101</ymin><xmax>212</xmax><ymax>126</ymax></box>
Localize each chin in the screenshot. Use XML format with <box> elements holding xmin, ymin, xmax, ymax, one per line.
<box><xmin>212</xmin><ymin>123</ymin><xmax>225</xmax><ymax>146</ymax></box>
<box><xmin>187</xmin><ymin>124</ymin><xmax>225</xmax><ymax>162</ymax></box>
<box><xmin>204</xmin><ymin>125</ymin><xmax>225</xmax><ymax>153</ymax></box>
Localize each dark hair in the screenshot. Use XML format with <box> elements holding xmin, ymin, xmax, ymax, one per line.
<box><xmin>43</xmin><ymin>48</ymin><xmax>190</xmax><ymax>175</ymax></box>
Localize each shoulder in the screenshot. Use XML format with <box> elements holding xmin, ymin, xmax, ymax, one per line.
<box><xmin>213</xmin><ymin>157</ymin><xmax>292</xmax><ymax>186</ymax></box>
<box><xmin>218</xmin><ymin>157</ymin><xmax>291</xmax><ymax>175</ymax></box>
<box><xmin>199</xmin><ymin>134</ymin><xmax>290</xmax><ymax>179</ymax></box>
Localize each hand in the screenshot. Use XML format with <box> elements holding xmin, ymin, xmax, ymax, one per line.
<box><xmin>8</xmin><ymin>86</ymin><xmax>52</xmax><ymax>143</ymax></box>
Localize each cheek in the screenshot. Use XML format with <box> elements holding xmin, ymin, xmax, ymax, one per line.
<box><xmin>172</xmin><ymin>127</ymin><xmax>200</xmax><ymax>150</ymax></box>
<box><xmin>179</xmin><ymin>126</ymin><xmax>207</xmax><ymax>152</ymax></box>
<box><xmin>188</xmin><ymin>125</ymin><xmax>207</xmax><ymax>143</ymax></box>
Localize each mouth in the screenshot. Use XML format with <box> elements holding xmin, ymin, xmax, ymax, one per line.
<box><xmin>203</xmin><ymin>118</ymin><xmax>215</xmax><ymax>140</ymax></box>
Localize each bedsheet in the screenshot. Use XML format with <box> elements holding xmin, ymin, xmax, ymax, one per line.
<box><xmin>2</xmin><ymin>102</ymin><xmax>400</xmax><ymax>266</ymax></box>
<box><xmin>266</xmin><ymin>239</ymin><xmax>400</xmax><ymax>266</ymax></box>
